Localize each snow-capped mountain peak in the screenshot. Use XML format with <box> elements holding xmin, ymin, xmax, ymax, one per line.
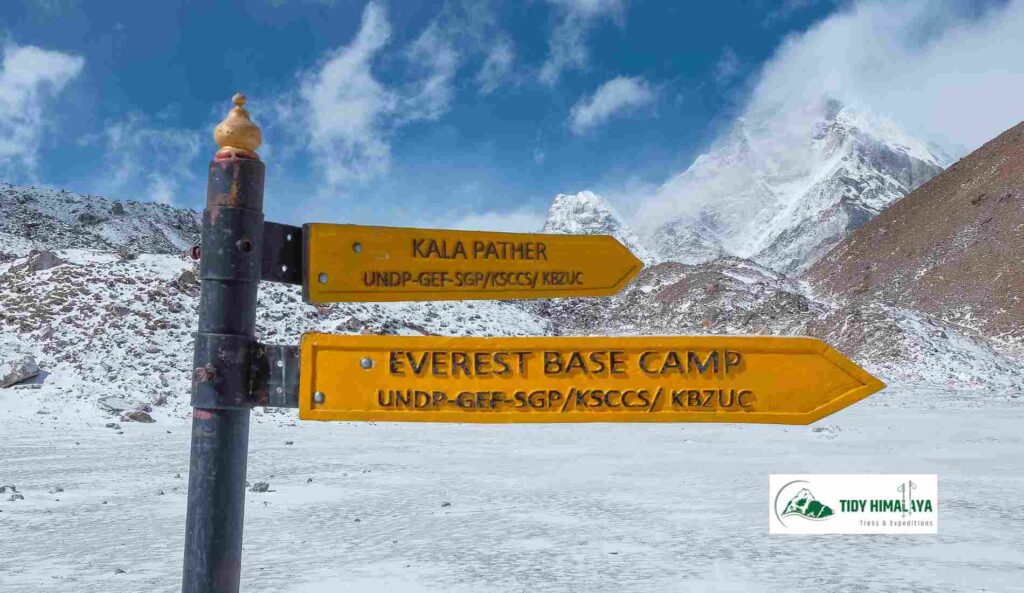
<box><xmin>637</xmin><ymin>99</ymin><xmax>952</xmax><ymax>275</ymax></box>
<box><xmin>541</xmin><ymin>191</ymin><xmax>658</xmax><ymax>264</ymax></box>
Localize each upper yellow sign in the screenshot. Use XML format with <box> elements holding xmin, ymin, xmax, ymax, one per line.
<box><xmin>298</xmin><ymin>334</ymin><xmax>885</xmax><ymax>425</ymax></box>
<box><xmin>302</xmin><ymin>223</ymin><xmax>643</xmax><ymax>303</ymax></box>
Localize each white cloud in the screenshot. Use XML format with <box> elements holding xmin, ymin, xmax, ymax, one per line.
<box><xmin>540</xmin><ymin>0</ymin><xmax>625</xmax><ymax>85</ymax></box>
<box><xmin>476</xmin><ymin>35</ymin><xmax>515</xmax><ymax>95</ymax></box>
<box><xmin>92</xmin><ymin>114</ymin><xmax>201</xmax><ymax>205</ymax></box>
<box><xmin>401</xmin><ymin>19</ymin><xmax>460</xmax><ymax>122</ymax></box>
<box><xmin>713</xmin><ymin>46</ymin><xmax>741</xmax><ymax>84</ymax></box>
<box><xmin>288</xmin><ymin>1</ymin><xmax>515</xmax><ymax>194</ymax></box>
<box><xmin>762</xmin><ymin>0</ymin><xmax>834</xmax><ymax>25</ymax></box>
<box><xmin>747</xmin><ymin>0</ymin><xmax>1024</xmax><ymax>150</ymax></box>
<box><xmin>299</xmin><ymin>0</ymin><xmax>396</xmax><ymax>189</ymax></box>
<box><xmin>569</xmin><ymin>75</ymin><xmax>655</xmax><ymax>134</ymax></box>
<box><xmin>434</xmin><ymin>207</ymin><xmax>547</xmax><ymax>233</ymax></box>
<box><xmin>593</xmin><ymin>174</ymin><xmax>659</xmax><ymax>220</ymax></box>
<box><xmin>0</xmin><ymin>43</ymin><xmax>84</xmax><ymax>172</ymax></box>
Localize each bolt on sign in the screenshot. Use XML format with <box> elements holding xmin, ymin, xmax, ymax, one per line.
<box><xmin>302</xmin><ymin>223</ymin><xmax>643</xmax><ymax>303</ymax></box>
<box><xmin>298</xmin><ymin>334</ymin><xmax>885</xmax><ymax>425</ymax></box>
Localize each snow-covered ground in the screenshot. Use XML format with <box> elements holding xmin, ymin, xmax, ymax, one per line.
<box><xmin>1</xmin><ymin>385</ymin><xmax>1021</xmax><ymax>592</ymax></box>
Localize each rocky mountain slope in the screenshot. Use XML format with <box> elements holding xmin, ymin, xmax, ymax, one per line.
<box><xmin>0</xmin><ymin>182</ymin><xmax>199</xmax><ymax>256</ymax></box>
<box><xmin>0</xmin><ymin>183</ymin><xmax>555</xmax><ymax>418</ymax></box>
<box><xmin>530</xmin><ymin>257</ymin><xmax>1023</xmax><ymax>388</ymax></box>
<box><xmin>541</xmin><ymin>191</ymin><xmax>658</xmax><ymax>264</ymax></box>
<box><xmin>806</xmin><ymin>121</ymin><xmax>1024</xmax><ymax>345</ymax></box>
<box><xmin>2</xmin><ymin>174</ymin><xmax>1023</xmax><ymax>423</ymax></box>
<box><xmin>0</xmin><ymin>248</ymin><xmax>552</xmax><ymax>419</ymax></box>
<box><xmin>640</xmin><ymin>99</ymin><xmax>950</xmax><ymax>275</ymax></box>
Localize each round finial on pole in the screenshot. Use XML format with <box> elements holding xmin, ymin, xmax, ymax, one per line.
<box><xmin>214</xmin><ymin>91</ymin><xmax>262</xmax><ymax>160</ymax></box>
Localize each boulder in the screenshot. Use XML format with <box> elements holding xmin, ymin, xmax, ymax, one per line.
<box><xmin>77</xmin><ymin>212</ymin><xmax>106</xmax><ymax>225</ymax></box>
<box><xmin>339</xmin><ymin>317</ymin><xmax>364</xmax><ymax>333</ymax></box>
<box><xmin>173</xmin><ymin>269</ymin><xmax>199</xmax><ymax>295</ymax></box>
<box><xmin>98</xmin><ymin>396</ymin><xmax>133</xmax><ymax>413</ymax></box>
<box><xmin>13</xmin><ymin>251</ymin><xmax>67</xmax><ymax>274</ymax></box>
<box><xmin>176</xmin><ymin>269</ymin><xmax>198</xmax><ymax>287</ymax></box>
<box><xmin>122</xmin><ymin>410</ymin><xmax>155</xmax><ymax>423</ymax></box>
<box><xmin>115</xmin><ymin>246</ymin><xmax>137</xmax><ymax>261</ymax></box>
<box><xmin>1</xmin><ymin>356</ymin><xmax>40</xmax><ymax>388</ymax></box>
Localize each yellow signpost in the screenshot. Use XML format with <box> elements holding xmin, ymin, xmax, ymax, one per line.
<box><xmin>184</xmin><ymin>94</ymin><xmax>891</xmax><ymax>589</ymax></box>
<box><xmin>298</xmin><ymin>333</ymin><xmax>884</xmax><ymax>425</ymax></box>
<box><xmin>302</xmin><ymin>223</ymin><xmax>644</xmax><ymax>303</ymax></box>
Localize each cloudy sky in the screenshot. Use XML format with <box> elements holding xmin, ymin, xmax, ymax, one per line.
<box><xmin>0</xmin><ymin>0</ymin><xmax>1021</xmax><ymax>230</ymax></box>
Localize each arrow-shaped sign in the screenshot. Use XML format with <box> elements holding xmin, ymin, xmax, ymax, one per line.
<box><xmin>298</xmin><ymin>334</ymin><xmax>885</xmax><ymax>425</ymax></box>
<box><xmin>302</xmin><ymin>223</ymin><xmax>643</xmax><ymax>303</ymax></box>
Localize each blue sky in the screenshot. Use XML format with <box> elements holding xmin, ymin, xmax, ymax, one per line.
<box><xmin>1</xmin><ymin>0</ymin><xmax>1021</xmax><ymax>230</ymax></box>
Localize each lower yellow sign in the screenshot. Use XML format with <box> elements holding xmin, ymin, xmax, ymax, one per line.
<box><xmin>298</xmin><ymin>334</ymin><xmax>884</xmax><ymax>425</ymax></box>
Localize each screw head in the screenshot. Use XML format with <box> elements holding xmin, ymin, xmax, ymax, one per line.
<box><xmin>313</xmin><ymin>391</ymin><xmax>325</xmax><ymax>404</ymax></box>
<box><xmin>318</xmin><ymin>272</ymin><xmax>328</xmax><ymax>284</ymax></box>
<box><xmin>360</xmin><ymin>357</ymin><xmax>373</xmax><ymax>369</ymax></box>
<box><xmin>353</xmin><ymin>242</ymin><xmax>362</xmax><ymax>253</ymax></box>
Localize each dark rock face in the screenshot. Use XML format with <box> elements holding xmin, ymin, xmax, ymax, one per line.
<box><xmin>806</xmin><ymin>121</ymin><xmax>1024</xmax><ymax>341</ymax></box>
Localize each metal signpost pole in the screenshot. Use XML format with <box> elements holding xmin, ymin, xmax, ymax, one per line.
<box><xmin>182</xmin><ymin>94</ymin><xmax>264</xmax><ymax>593</ymax></box>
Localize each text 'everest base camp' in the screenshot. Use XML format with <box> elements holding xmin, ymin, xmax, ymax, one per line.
<box><xmin>1</xmin><ymin>44</ymin><xmax>1023</xmax><ymax>593</ymax></box>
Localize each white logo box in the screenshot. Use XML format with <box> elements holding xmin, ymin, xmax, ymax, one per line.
<box><xmin>769</xmin><ymin>474</ymin><xmax>938</xmax><ymax>534</ymax></box>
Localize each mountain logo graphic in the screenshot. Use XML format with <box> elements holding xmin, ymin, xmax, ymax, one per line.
<box><xmin>774</xmin><ymin>480</ymin><xmax>836</xmax><ymax>527</ymax></box>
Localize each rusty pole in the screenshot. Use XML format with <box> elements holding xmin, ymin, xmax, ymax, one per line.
<box><xmin>183</xmin><ymin>94</ymin><xmax>264</xmax><ymax>593</ymax></box>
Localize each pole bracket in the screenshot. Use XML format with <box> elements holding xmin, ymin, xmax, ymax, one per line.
<box><xmin>251</xmin><ymin>343</ymin><xmax>300</xmax><ymax>408</ymax></box>
<box><xmin>261</xmin><ymin>222</ymin><xmax>303</xmax><ymax>285</ymax></box>
<box><xmin>191</xmin><ymin>333</ymin><xmax>300</xmax><ymax>409</ymax></box>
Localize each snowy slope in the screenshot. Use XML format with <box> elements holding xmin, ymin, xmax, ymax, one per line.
<box><xmin>0</xmin><ymin>249</ymin><xmax>552</xmax><ymax>420</ymax></box>
<box><xmin>0</xmin><ymin>182</ymin><xmax>200</xmax><ymax>256</ymax></box>
<box><xmin>540</xmin><ymin>191</ymin><xmax>658</xmax><ymax>264</ymax></box>
<box><xmin>2</xmin><ymin>386</ymin><xmax>1023</xmax><ymax>592</ymax></box>
<box><xmin>640</xmin><ymin>99</ymin><xmax>950</xmax><ymax>275</ymax></box>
